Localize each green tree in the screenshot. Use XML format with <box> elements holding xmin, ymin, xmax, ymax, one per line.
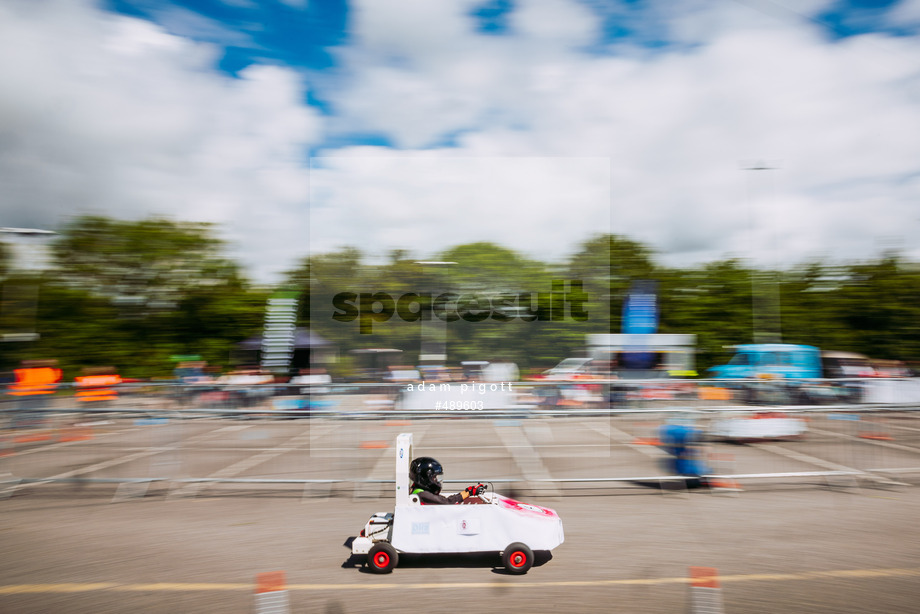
<box><xmin>658</xmin><ymin>259</ymin><xmax>755</xmax><ymax>371</ymax></box>
<box><xmin>34</xmin><ymin>215</ymin><xmax>266</xmax><ymax>378</ymax></box>
<box><xmin>52</xmin><ymin>216</ymin><xmax>241</xmax><ymax>312</ymax></box>
<box><xmin>567</xmin><ymin>234</ymin><xmax>658</xmax><ymax>333</ymax></box>
<box><xmin>832</xmin><ymin>257</ymin><xmax>920</xmax><ymax>361</ymax></box>
<box><xmin>435</xmin><ymin>242</ymin><xmax>558</xmax><ymax>366</ymax></box>
<box><xmin>0</xmin><ymin>240</ymin><xmax>9</xmax><ymax>278</ymax></box>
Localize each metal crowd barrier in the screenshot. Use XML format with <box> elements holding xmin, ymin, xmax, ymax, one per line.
<box><xmin>1</xmin><ymin>378</ymin><xmax>918</xmax><ymax>499</ymax></box>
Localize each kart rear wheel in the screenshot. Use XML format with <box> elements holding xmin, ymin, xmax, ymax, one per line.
<box><xmin>502</xmin><ymin>542</ymin><xmax>533</xmax><ymax>575</ymax></box>
<box><xmin>367</xmin><ymin>542</ymin><xmax>398</xmax><ymax>574</ymax></box>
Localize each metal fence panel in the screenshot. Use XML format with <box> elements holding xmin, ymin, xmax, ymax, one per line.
<box><xmin>2</xmin><ymin>379</ymin><xmax>918</xmax><ymax>497</ymax></box>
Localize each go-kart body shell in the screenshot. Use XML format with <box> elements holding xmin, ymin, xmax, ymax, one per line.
<box><xmin>351</xmin><ymin>433</ymin><xmax>564</xmax><ymax>558</ymax></box>
<box><xmin>710</xmin><ymin>412</ymin><xmax>808</xmax><ymax>441</ymax></box>
<box><xmin>390</xmin><ymin>493</ymin><xmax>563</xmax><ymax>554</ymax></box>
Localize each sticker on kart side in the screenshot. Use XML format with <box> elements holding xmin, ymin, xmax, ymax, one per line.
<box><xmin>457</xmin><ymin>518</ymin><xmax>481</xmax><ymax>535</ymax></box>
<box><xmin>497</xmin><ymin>497</ymin><xmax>559</xmax><ymax>518</ymax></box>
<box><xmin>412</xmin><ymin>522</ymin><xmax>430</xmax><ymax>535</ymax></box>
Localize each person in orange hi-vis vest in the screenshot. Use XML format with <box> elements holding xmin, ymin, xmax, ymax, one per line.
<box><xmin>8</xmin><ymin>359</ymin><xmax>62</xmax><ymax>428</ymax></box>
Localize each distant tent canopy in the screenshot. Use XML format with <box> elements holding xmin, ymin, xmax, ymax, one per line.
<box><xmin>234</xmin><ymin>328</ymin><xmax>335</xmax><ymax>372</ymax></box>
<box><xmin>236</xmin><ymin>328</ymin><xmax>332</xmax><ymax>351</ymax></box>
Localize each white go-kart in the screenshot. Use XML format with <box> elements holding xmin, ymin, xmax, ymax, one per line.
<box><xmin>351</xmin><ymin>433</ymin><xmax>564</xmax><ymax>574</ymax></box>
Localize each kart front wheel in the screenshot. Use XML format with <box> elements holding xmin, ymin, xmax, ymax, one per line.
<box><xmin>367</xmin><ymin>542</ymin><xmax>398</xmax><ymax>574</ymax></box>
<box><xmin>502</xmin><ymin>542</ymin><xmax>533</xmax><ymax>575</ymax></box>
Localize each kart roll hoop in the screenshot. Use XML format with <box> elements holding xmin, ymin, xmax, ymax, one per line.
<box><xmin>395</xmin><ymin>432</ymin><xmax>413</xmax><ymax>506</ymax></box>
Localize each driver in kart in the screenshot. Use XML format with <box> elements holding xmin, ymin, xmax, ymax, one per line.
<box><xmin>410</xmin><ymin>457</ymin><xmax>485</xmax><ymax>504</ymax></box>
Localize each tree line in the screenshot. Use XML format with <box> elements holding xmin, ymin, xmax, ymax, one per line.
<box><xmin>2</xmin><ymin>215</ymin><xmax>919</xmax><ymax>379</ymax></box>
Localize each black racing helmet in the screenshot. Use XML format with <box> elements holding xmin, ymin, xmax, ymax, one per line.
<box><xmin>409</xmin><ymin>457</ymin><xmax>443</xmax><ymax>494</ymax></box>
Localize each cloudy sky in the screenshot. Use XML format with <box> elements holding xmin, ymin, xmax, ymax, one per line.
<box><xmin>1</xmin><ymin>0</ymin><xmax>919</xmax><ymax>282</ymax></box>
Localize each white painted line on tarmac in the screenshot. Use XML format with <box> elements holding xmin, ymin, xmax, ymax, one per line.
<box><xmin>58</xmin><ymin>444</ymin><xmax>618</xmax><ymax>454</ymax></box>
<box><xmin>751</xmin><ymin>442</ymin><xmax>865</xmax><ymax>474</ymax></box>
<box><xmin>312</xmin><ymin>420</ymin><xmax>349</xmax><ymax>440</ymax></box>
<box><xmin>22</xmin><ymin>449</ymin><xmax>167</xmax><ymax>483</ymax></box>
<box><xmin>1</xmin><ymin>567</ymin><xmax>918</xmax><ymax>593</ymax></box>
<box><xmin>883</xmin><ymin>422</ymin><xmax>920</xmax><ymax>434</ymax></box>
<box><xmin>493</xmin><ymin>423</ymin><xmax>560</xmax><ymax>497</ymax></box>
<box><xmin>0</xmin><ymin>426</ymin><xmax>133</xmax><ymax>458</ymax></box>
<box><xmin>752</xmin><ymin>436</ymin><xmax>913</xmax><ymax>485</ymax></box>
<box><xmin>588</xmin><ymin>423</ymin><xmax>669</xmax><ymax>460</ymax></box>
<box><xmin>809</xmin><ymin>426</ymin><xmax>920</xmax><ymax>455</ymax></box>
<box><xmin>170</xmin><ymin>427</ymin><xmax>311</xmax><ymax>498</ymax></box>
<box><xmin>1</xmin><ymin>425</ymin><xmax>253</xmax><ymax>495</ymax></box>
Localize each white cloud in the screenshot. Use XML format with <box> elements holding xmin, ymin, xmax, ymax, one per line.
<box><xmin>2</xmin><ymin>0</ymin><xmax>919</xmax><ymax>285</ymax></box>
<box><xmin>324</xmin><ymin>0</ymin><xmax>920</xmax><ymax>270</ymax></box>
<box><xmin>309</xmin><ymin>153</ymin><xmax>610</xmax><ymax>264</ymax></box>
<box><xmin>887</xmin><ymin>0</ymin><xmax>920</xmax><ymax>27</ymax></box>
<box><xmin>0</xmin><ymin>0</ymin><xmax>319</xmax><ymax>282</ymax></box>
<box><xmin>511</xmin><ymin>0</ymin><xmax>599</xmax><ymax>46</ymax></box>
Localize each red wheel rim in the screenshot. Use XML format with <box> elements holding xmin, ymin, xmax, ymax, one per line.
<box><xmin>510</xmin><ymin>551</ymin><xmax>526</xmax><ymax>567</ymax></box>
<box><xmin>374</xmin><ymin>551</ymin><xmax>390</xmax><ymax>568</ymax></box>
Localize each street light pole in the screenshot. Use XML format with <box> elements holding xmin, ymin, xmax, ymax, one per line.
<box><xmin>743</xmin><ymin>164</ymin><xmax>782</xmax><ymax>344</ymax></box>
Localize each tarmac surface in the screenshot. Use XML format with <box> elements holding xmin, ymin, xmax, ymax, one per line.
<box><xmin>2</xmin><ymin>409</ymin><xmax>920</xmax><ymax>613</ymax></box>
<box><xmin>1</xmin><ymin>483</ymin><xmax>919</xmax><ymax>613</ymax></box>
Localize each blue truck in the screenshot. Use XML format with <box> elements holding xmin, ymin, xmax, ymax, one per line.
<box><xmin>708</xmin><ymin>344</ymin><xmax>822</xmax><ymax>380</ymax></box>
<box><xmin>708</xmin><ymin>344</ymin><xmax>866</xmax><ymax>404</ymax></box>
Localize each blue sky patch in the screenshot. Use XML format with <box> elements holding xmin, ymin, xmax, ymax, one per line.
<box><xmin>470</xmin><ymin>0</ymin><xmax>515</xmax><ymax>35</ymax></box>
<box><xmin>107</xmin><ymin>0</ymin><xmax>349</xmax><ymax>73</ymax></box>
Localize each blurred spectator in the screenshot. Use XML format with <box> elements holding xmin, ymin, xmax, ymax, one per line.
<box><xmin>290</xmin><ymin>368</ymin><xmax>332</xmax><ymax>394</ymax></box>
<box><xmin>384</xmin><ymin>366</ymin><xmax>421</xmax><ymax>383</ymax></box>
<box><xmin>174</xmin><ymin>361</ymin><xmax>211</xmax><ymax>384</ymax></box>
<box><xmin>217</xmin><ymin>369</ymin><xmax>274</xmax><ymax>408</ymax></box>
<box><xmin>871</xmin><ymin>359</ymin><xmax>913</xmax><ymax>378</ymax></box>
